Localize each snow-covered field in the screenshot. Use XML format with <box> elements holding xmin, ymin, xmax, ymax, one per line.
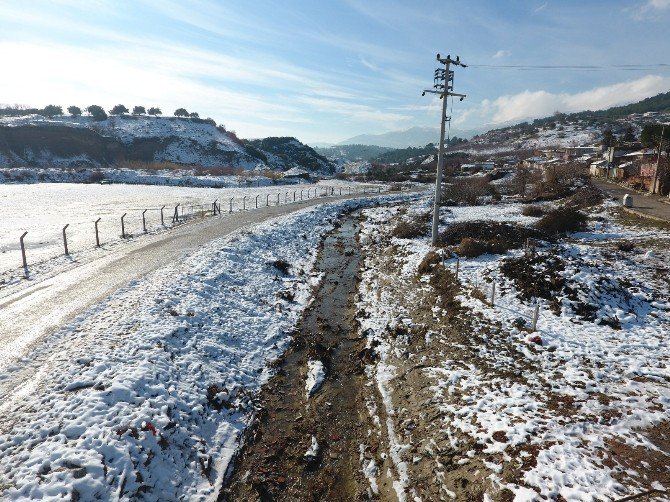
<box><xmin>0</xmin><ymin>193</ymin><xmax>408</xmax><ymax>500</ymax></box>
<box><xmin>0</xmin><ymin>182</ymin><xmax>369</xmax><ymax>278</ymax></box>
<box><xmin>355</xmin><ymin>197</ymin><xmax>670</xmax><ymax>500</ymax></box>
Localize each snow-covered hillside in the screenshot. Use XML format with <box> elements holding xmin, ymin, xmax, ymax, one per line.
<box><xmin>0</xmin><ymin>115</ymin><xmax>334</xmax><ymax>174</ymax></box>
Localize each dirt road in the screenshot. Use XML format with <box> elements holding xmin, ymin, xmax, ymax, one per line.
<box><xmin>0</xmin><ymin>194</ymin><xmax>368</xmax><ymax>412</ymax></box>
<box><xmin>592</xmin><ymin>178</ymin><xmax>670</xmax><ymax>222</ymax></box>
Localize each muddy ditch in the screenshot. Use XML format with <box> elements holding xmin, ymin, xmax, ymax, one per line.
<box><xmin>221</xmin><ymin>212</ymin><xmax>386</xmax><ymax>501</ymax></box>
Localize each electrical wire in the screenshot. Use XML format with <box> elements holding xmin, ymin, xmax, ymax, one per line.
<box><xmin>467</xmin><ymin>63</ymin><xmax>670</xmax><ymax>71</ymax></box>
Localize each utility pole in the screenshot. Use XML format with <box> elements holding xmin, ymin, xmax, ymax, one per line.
<box><xmin>423</xmin><ymin>53</ymin><xmax>467</xmax><ymax>246</ymax></box>
<box><xmin>651</xmin><ymin>123</ymin><xmax>666</xmax><ymax>194</ymax></box>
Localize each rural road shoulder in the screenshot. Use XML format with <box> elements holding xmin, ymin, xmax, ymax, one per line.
<box><xmin>592</xmin><ymin>178</ymin><xmax>670</xmax><ymax>222</ymax></box>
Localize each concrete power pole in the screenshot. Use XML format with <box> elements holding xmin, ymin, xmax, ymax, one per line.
<box><xmin>651</xmin><ymin>123</ymin><xmax>666</xmax><ymax>194</ymax></box>
<box><xmin>423</xmin><ymin>54</ymin><xmax>467</xmax><ymax>246</ymax></box>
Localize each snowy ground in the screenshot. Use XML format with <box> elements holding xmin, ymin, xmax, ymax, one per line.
<box><xmin>0</xmin><ymin>182</ymin><xmax>375</xmax><ymax>279</ymax></box>
<box><xmin>355</xmin><ymin>196</ymin><xmax>670</xmax><ymax>500</ymax></box>
<box><xmin>0</xmin><ymin>194</ymin><xmax>407</xmax><ymax>500</ymax></box>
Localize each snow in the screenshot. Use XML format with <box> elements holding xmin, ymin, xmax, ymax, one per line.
<box><xmin>355</xmin><ymin>194</ymin><xmax>670</xmax><ymax>500</ymax></box>
<box><xmin>304</xmin><ymin>436</ymin><xmax>320</xmax><ymax>462</ymax></box>
<box><xmin>0</xmin><ymin>182</ymin><xmax>370</xmax><ymax>280</ymax></box>
<box><xmin>0</xmin><ymin>191</ymin><xmax>413</xmax><ymax>500</ymax></box>
<box><xmin>305</xmin><ymin>360</ymin><xmax>326</xmax><ymax>397</ymax></box>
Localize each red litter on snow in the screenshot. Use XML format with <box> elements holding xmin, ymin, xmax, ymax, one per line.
<box><xmin>528</xmin><ymin>335</ymin><xmax>542</xmax><ymax>345</ymax></box>
<box><xmin>143</xmin><ymin>421</ymin><xmax>158</xmax><ymax>436</ymax></box>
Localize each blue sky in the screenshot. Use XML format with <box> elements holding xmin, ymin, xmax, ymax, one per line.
<box><xmin>1</xmin><ymin>0</ymin><xmax>669</xmax><ymax>143</ymax></box>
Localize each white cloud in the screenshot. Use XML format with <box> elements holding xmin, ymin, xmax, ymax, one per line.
<box><xmin>493</xmin><ymin>50</ymin><xmax>511</xmax><ymax>59</ymax></box>
<box><xmin>477</xmin><ymin>75</ymin><xmax>670</xmax><ymax>124</ymax></box>
<box><xmin>648</xmin><ymin>0</ymin><xmax>670</xmax><ymax>9</ymax></box>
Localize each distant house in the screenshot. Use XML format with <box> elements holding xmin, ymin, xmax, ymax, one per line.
<box><xmin>589</xmin><ymin>159</ymin><xmax>608</xmax><ymax>177</ymax></box>
<box><xmin>281</xmin><ymin>167</ymin><xmax>312</xmax><ymax>183</ymax></box>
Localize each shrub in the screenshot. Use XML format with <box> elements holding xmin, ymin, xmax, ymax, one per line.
<box><xmin>148</xmin><ymin>107</ymin><xmax>162</xmax><ymax>116</ymax></box>
<box><xmin>521</xmin><ymin>205</ymin><xmax>544</xmax><ymax>217</ymax></box>
<box><xmin>429</xmin><ymin>265</ymin><xmax>460</xmax><ymax>311</ymax></box>
<box><xmin>391</xmin><ymin>213</ymin><xmax>430</xmax><ymax>239</ymax></box>
<box><xmin>443</xmin><ymin>176</ymin><xmax>490</xmax><ymax>205</ymax></box>
<box><xmin>41</xmin><ymin>104</ymin><xmax>63</xmax><ymax>117</ymax></box>
<box><xmin>67</xmin><ymin>105</ymin><xmax>82</xmax><ymax>117</ymax></box>
<box><xmin>456</xmin><ymin>237</ymin><xmax>487</xmax><ymax>257</ymax></box>
<box><xmin>417</xmin><ymin>251</ymin><xmax>441</xmax><ymax>275</ymax></box>
<box><xmin>562</xmin><ymin>185</ymin><xmax>603</xmax><ymax>209</ymax></box>
<box><xmin>132</xmin><ymin>105</ymin><xmax>146</xmax><ymax>115</ymax></box>
<box><xmin>174</xmin><ymin>107</ymin><xmax>189</xmax><ymax>117</ymax></box>
<box><xmin>109</xmin><ymin>104</ymin><xmax>129</xmax><ymax>115</ymax></box>
<box><xmin>86</xmin><ymin>105</ymin><xmax>107</xmax><ymax>121</ymax></box>
<box><xmin>535</xmin><ymin>207</ymin><xmax>587</xmax><ymax>234</ymax></box>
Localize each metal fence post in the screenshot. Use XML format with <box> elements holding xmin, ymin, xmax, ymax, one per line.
<box><xmin>490</xmin><ymin>282</ymin><xmax>496</xmax><ymax>306</ymax></box>
<box><xmin>255</xmin><ymin>194</ymin><xmax>260</xmax><ymax>208</ymax></box>
<box><xmin>266</xmin><ymin>193</ymin><xmax>270</xmax><ymax>206</ymax></box>
<box><xmin>173</xmin><ymin>204</ymin><xmax>180</xmax><ymax>223</ymax></box>
<box><xmin>531</xmin><ymin>304</ymin><xmax>540</xmax><ymax>331</ymax></box>
<box><xmin>300</xmin><ymin>189</ymin><xmax>304</xmax><ymax>201</ymax></box>
<box><xmin>95</xmin><ymin>218</ymin><xmax>101</xmax><ymax>247</ymax></box>
<box><xmin>142</xmin><ymin>209</ymin><xmax>148</xmax><ymax>233</ymax></box>
<box><xmin>121</xmin><ymin>213</ymin><xmax>127</xmax><ymax>238</ymax></box>
<box><xmin>276</xmin><ymin>192</ymin><xmax>280</xmax><ymax>205</ymax></box>
<box><xmin>293</xmin><ymin>190</ymin><xmax>296</xmax><ymax>202</ymax></box>
<box><xmin>62</xmin><ymin>224</ymin><xmax>69</xmax><ymax>255</ymax></box>
<box><xmin>243</xmin><ymin>196</ymin><xmax>247</xmax><ymax>210</ymax></box>
<box><xmin>161</xmin><ymin>206</ymin><xmax>166</xmax><ymax>225</ymax></box>
<box><xmin>20</xmin><ymin>231</ymin><xmax>28</xmax><ymax>277</ymax></box>
<box><xmin>213</xmin><ymin>199</ymin><xmax>218</xmax><ymax>216</ymax></box>
<box><xmin>229</xmin><ymin>197</ymin><xmax>234</xmax><ymax>213</ymax></box>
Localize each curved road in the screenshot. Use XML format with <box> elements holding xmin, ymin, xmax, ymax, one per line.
<box><xmin>0</xmin><ymin>193</ymin><xmax>370</xmax><ymax>412</ymax></box>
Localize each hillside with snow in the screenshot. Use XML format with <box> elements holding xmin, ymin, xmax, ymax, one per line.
<box><xmin>0</xmin><ymin>115</ymin><xmax>334</xmax><ymax>174</ymax></box>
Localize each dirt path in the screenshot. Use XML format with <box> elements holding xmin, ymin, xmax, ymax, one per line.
<box><xmin>222</xmin><ymin>213</ymin><xmax>392</xmax><ymax>501</ymax></box>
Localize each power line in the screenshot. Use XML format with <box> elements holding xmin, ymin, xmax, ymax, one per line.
<box><xmin>467</xmin><ymin>63</ymin><xmax>670</xmax><ymax>71</ymax></box>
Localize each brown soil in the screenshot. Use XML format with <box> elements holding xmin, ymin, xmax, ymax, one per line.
<box><xmin>221</xmin><ymin>213</ymin><xmax>390</xmax><ymax>501</ymax></box>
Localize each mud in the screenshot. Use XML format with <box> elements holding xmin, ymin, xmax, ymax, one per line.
<box><xmin>221</xmin><ymin>212</ymin><xmax>383</xmax><ymax>501</ymax></box>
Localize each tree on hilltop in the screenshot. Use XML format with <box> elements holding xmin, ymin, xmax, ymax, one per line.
<box><xmin>174</xmin><ymin>108</ymin><xmax>189</xmax><ymax>117</ymax></box>
<box><xmin>109</xmin><ymin>104</ymin><xmax>129</xmax><ymax>116</ymax></box>
<box><xmin>132</xmin><ymin>105</ymin><xmax>146</xmax><ymax>115</ymax></box>
<box><xmin>42</xmin><ymin>105</ymin><xmax>63</xmax><ymax>117</ymax></box>
<box><xmin>189</xmin><ymin>112</ymin><xmax>199</xmax><ymax>118</ymax></box>
<box><xmin>148</xmin><ymin>107</ymin><xmax>162</xmax><ymax>117</ymax></box>
<box><xmin>67</xmin><ymin>106</ymin><xmax>82</xmax><ymax>117</ymax></box>
<box><xmin>86</xmin><ymin>105</ymin><xmax>107</xmax><ymax>121</ymax></box>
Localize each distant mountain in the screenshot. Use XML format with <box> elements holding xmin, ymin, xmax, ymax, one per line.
<box><xmin>338</xmin><ymin>126</ymin><xmax>478</xmax><ymax>148</ymax></box>
<box><xmin>313</xmin><ymin>144</ymin><xmax>394</xmax><ymax>162</ymax></box>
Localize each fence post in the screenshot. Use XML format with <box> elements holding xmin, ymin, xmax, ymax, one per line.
<box><xmin>142</xmin><ymin>209</ymin><xmax>148</xmax><ymax>233</ymax></box>
<box><xmin>490</xmin><ymin>282</ymin><xmax>496</xmax><ymax>306</ymax></box>
<box><xmin>229</xmin><ymin>197</ymin><xmax>234</xmax><ymax>213</ymax></box>
<box><xmin>121</xmin><ymin>213</ymin><xmax>127</xmax><ymax>238</ymax></box>
<box><xmin>213</xmin><ymin>199</ymin><xmax>218</xmax><ymax>216</ymax></box>
<box><xmin>255</xmin><ymin>194</ymin><xmax>260</xmax><ymax>209</ymax></box>
<box><xmin>62</xmin><ymin>224</ymin><xmax>69</xmax><ymax>255</ymax></box>
<box><xmin>161</xmin><ymin>206</ymin><xmax>165</xmax><ymax>225</ymax></box>
<box><xmin>348</xmin><ymin>187</ymin><xmax>351</xmax><ymax>195</ymax></box>
<box><xmin>277</xmin><ymin>192</ymin><xmax>280</xmax><ymax>205</ymax></box>
<box><xmin>300</xmin><ymin>189</ymin><xmax>304</xmax><ymax>201</ymax></box>
<box><xmin>339</xmin><ymin>187</ymin><xmax>342</xmax><ymax>195</ymax></box>
<box><xmin>243</xmin><ymin>196</ymin><xmax>248</xmax><ymax>210</ymax></box>
<box><xmin>173</xmin><ymin>204</ymin><xmax>180</xmax><ymax>223</ymax></box>
<box><xmin>20</xmin><ymin>231</ymin><xmax>28</xmax><ymax>277</ymax></box>
<box><xmin>266</xmin><ymin>193</ymin><xmax>270</xmax><ymax>206</ymax></box>
<box><xmin>293</xmin><ymin>190</ymin><xmax>296</xmax><ymax>202</ymax></box>
<box><xmin>531</xmin><ymin>304</ymin><xmax>540</xmax><ymax>331</ymax></box>
<box><xmin>95</xmin><ymin>218</ymin><xmax>101</xmax><ymax>247</ymax></box>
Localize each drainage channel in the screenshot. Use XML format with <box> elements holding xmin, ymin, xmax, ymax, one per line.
<box><xmin>221</xmin><ymin>211</ymin><xmax>378</xmax><ymax>501</ymax></box>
